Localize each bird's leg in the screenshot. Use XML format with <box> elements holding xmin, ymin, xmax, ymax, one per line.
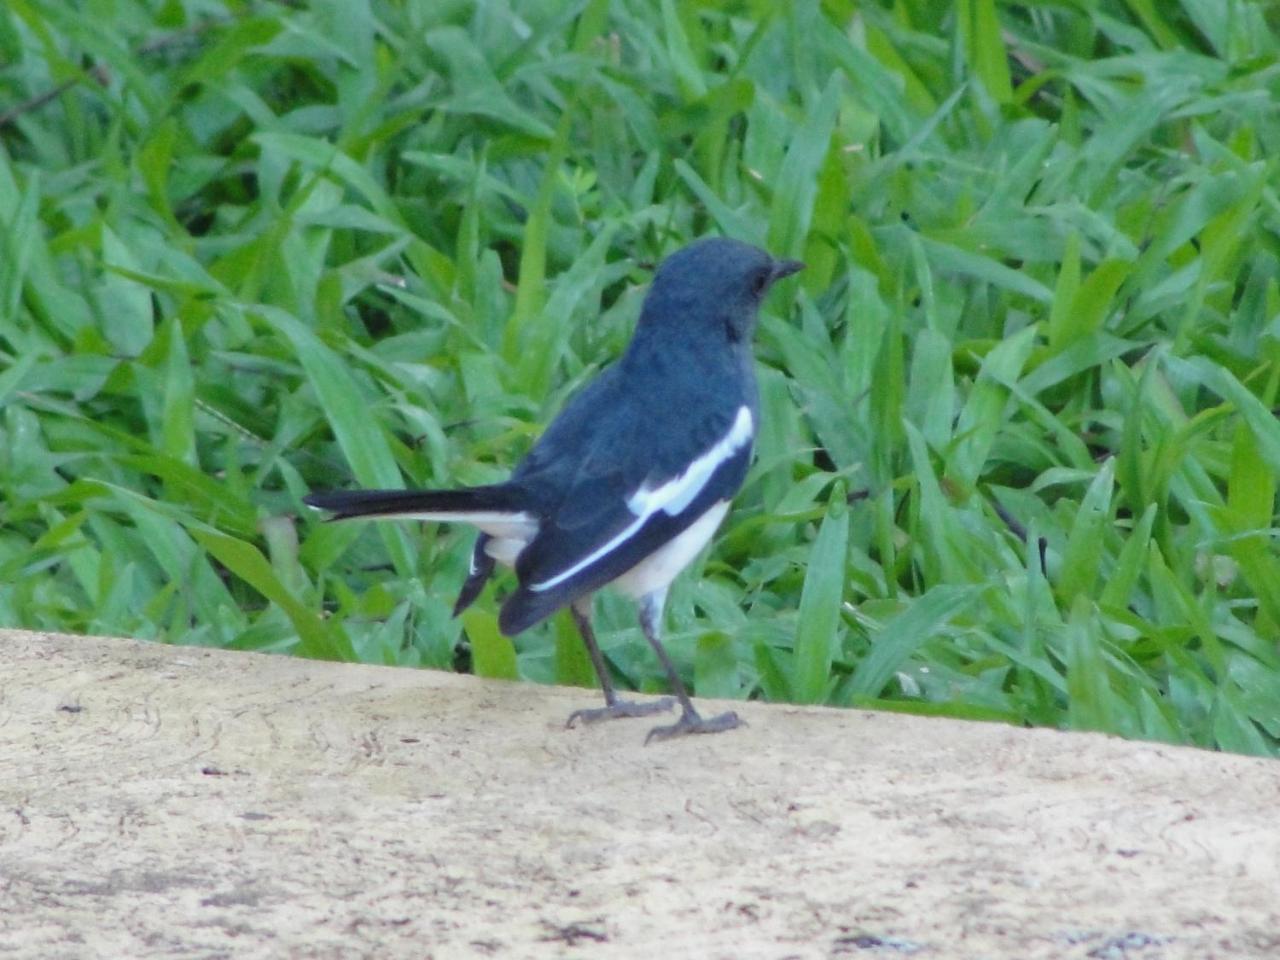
<box><xmin>637</xmin><ymin>590</ymin><xmax>742</xmax><ymax>744</ymax></box>
<box><xmin>565</xmin><ymin>598</ymin><xmax>675</xmax><ymax>727</ymax></box>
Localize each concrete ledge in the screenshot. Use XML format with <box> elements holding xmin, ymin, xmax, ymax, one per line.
<box><xmin>2</xmin><ymin>628</ymin><xmax>1276</xmax><ymax>958</ymax></box>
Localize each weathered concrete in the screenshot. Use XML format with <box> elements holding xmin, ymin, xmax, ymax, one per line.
<box><xmin>2</xmin><ymin>628</ymin><xmax>1276</xmax><ymax>959</ymax></box>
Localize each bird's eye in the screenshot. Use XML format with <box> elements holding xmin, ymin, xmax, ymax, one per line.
<box><xmin>751</xmin><ymin>268</ymin><xmax>770</xmax><ymax>296</ymax></box>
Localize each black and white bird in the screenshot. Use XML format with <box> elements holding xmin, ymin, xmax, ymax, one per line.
<box><xmin>304</xmin><ymin>237</ymin><xmax>802</xmax><ymax>741</ymax></box>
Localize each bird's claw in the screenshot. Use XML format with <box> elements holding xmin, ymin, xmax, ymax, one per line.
<box><xmin>644</xmin><ymin>709</ymin><xmax>743</xmax><ymax>744</ymax></box>
<box><xmin>566</xmin><ymin>696</ymin><xmax>677</xmax><ymax>728</ymax></box>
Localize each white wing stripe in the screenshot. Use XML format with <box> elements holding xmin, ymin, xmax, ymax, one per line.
<box><xmin>627</xmin><ymin>406</ymin><xmax>754</xmax><ymax>517</ymax></box>
<box><xmin>529</xmin><ymin>406</ymin><xmax>753</xmax><ymax>594</ymax></box>
<box><xmin>528</xmin><ymin>513</ymin><xmax>650</xmax><ymax>593</ymax></box>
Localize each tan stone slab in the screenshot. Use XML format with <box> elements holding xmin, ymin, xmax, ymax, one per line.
<box><xmin>1</xmin><ymin>628</ymin><xmax>1276</xmax><ymax>959</ymax></box>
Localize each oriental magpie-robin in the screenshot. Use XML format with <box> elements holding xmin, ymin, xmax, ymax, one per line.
<box><xmin>304</xmin><ymin>237</ymin><xmax>802</xmax><ymax>741</ymax></box>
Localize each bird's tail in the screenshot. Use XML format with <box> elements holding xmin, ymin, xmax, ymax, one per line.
<box><xmin>303</xmin><ymin>486</ymin><xmax>535</xmax><ymax>538</ymax></box>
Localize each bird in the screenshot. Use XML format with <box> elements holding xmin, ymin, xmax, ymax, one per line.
<box><xmin>304</xmin><ymin>237</ymin><xmax>803</xmax><ymax>742</ymax></box>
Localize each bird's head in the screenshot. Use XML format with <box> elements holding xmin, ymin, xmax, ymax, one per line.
<box><xmin>641</xmin><ymin>237</ymin><xmax>804</xmax><ymax>344</ymax></box>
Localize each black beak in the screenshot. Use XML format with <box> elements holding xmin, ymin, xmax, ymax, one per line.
<box><xmin>770</xmin><ymin>258</ymin><xmax>805</xmax><ymax>283</ymax></box>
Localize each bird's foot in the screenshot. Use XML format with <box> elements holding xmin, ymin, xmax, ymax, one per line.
<box><xmin>566</xmin><ymin>696</ymin><xmax>676</xmax><ymax>728</ymax></box>
<box><xmin>644</xmin><ymin>708</ymin><xmax>743</xmax><ymax>745</ymax></box>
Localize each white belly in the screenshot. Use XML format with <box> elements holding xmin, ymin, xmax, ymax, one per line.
<box><xmin>611</xmin><ymin>501</ymin><xmax>730</xmax><ymax>599</ymax></box>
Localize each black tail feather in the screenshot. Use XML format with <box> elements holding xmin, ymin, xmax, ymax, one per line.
<box><xmin>303</xmin><ymin>485</ymin><xmax>525</xmax><ymax>521</ymax></box>
<box><xmin>498</xmin><ymin>585</ymin><xmax>567</xmax><ymax>636</ymax></box>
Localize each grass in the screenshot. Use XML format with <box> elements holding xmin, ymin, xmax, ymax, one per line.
<box><xmin>2</xmin><ymin>0</ymin><xmax>1279</xmax><ymax>755</ymax></box>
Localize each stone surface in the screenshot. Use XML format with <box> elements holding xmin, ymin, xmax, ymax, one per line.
<box><xmin>2</xmin><ymin>628</ymin><xmax>1277</xmax><ymax>959</ymax></box>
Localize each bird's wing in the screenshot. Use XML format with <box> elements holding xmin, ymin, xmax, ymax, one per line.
<box><xmin>498</xmin><ymin>402</ymin><xmax>755</xmax><ymax>634</ymax></box>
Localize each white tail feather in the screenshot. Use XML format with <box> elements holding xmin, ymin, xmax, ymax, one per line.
<box><xmin>343</xmin><ymin>510</ymin><xmax>538</xmax><ymax>540</ymax></box>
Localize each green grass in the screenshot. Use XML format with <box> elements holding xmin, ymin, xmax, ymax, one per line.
<box><xmin>3</xmin><ymin>0</ymin><xmax>1279</xmax><ymax>755</ymax></box>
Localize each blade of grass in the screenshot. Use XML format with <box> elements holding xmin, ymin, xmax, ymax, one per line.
<box><xmin>461</xmin><ymin>608</ymin><xmax>519</xmax><ymax>681</ymax></box>
<box><xmin>791</xmin><ymin>483</ymin><xmax>849</xmax><ymax>704</ymax></box>
<box><xmin>192</xmin><ymin>527</ymin><xmax>354</xmax><ymax>662</ymax></box>
<box><xmin>842</xmin><ymin>584</ymin><xmax>983</xmax><ymax>700</ymax></box>
<box><xmin>1057</xmin><ymin>457</ymin><xmax>1116</xmax><ymax>607</ymax></box>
